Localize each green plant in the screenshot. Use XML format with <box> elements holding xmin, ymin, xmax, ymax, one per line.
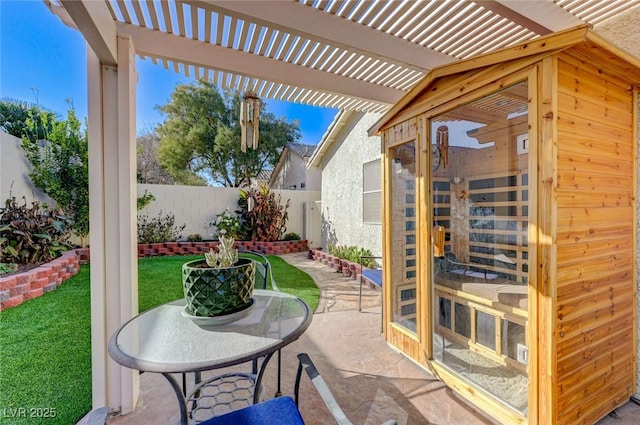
<box><xmin>187</xmin><ymin>233</ymin><xmax>203</xmax><ymax>242</ymax></box>
<box><xmin>137</xmin><ymin>210</ymin><xmax>186</xmax><ymax>244</ymax></box>
<box><xmin>0</xmin><ymin>196</ymin><xmax>74</xmax><ymax>264</ymax></box>
<box><xmin>328</xmin><ymin>245</ymin><xmax>377</xmax><ymax>268</ymax></box>
<box><xmin>237</xmin><ymin>185</ymin><xmax>290</xmax><ymax>241</ymax></box>
<box><xmin>21</xmin><ymin>105</ymin><xmax>90</xmax><ymax>237</ymax></box>
<box><xmin>0</xmin><ymin>262</ymin><xmax>17</xmax><ymax>275</ymax></box>
<box><xmin>283</xmin><ymin>232</ymin><xmax>301</xmax><ymax>241</ymax></box>
<box><xmin>204</xmin><ymin>235</ymin><xmax>239</xmax><ymax>267</ymax></box>
<box><xmin>136</xmin><ymin>190</ymin><xmax>156</xmax><ymax>210</ymax></box>
<box><xmin>211</xmin><ymin>208</ymin><xmax>242</xmax><ymax>239</ymax></box>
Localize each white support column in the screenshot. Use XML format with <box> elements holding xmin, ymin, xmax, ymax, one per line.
<box><xmin>87</xmin><ymin>35</ymin><xmax>138</xmax><ymax>414</ymax></box>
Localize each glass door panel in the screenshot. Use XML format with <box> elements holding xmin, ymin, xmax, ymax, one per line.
<box><xmin>388</xmin><ymin>141</ymin><xmax>417</xmax><ymax>334</ymax></box>
<box><xmin>431</xmin><ymin>82</ymin><xmax>529</xmax><ymax>414</ymax></box>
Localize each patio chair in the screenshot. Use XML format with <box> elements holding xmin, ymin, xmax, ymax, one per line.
<box><xmin>199</xmin><ymin>353</ymin><xmax>397</xmax><ymax>425</ymax></box>
<box><xmin>238</xmin><ymin>249</ymin><xmax>276</xmax><ymax>290</ymax></box>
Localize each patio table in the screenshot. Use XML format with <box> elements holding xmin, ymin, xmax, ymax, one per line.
<box><xmin>108</xmin><ymin>289</ymin><xmax>312</xmax><ymax>425</ymax></box>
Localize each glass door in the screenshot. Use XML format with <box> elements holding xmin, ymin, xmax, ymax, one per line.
<box><xmin>431</xmin><ymin>82</ymin><xmax>530</xmax><ymax>414</ymax></box>
<box><xmin>388</xmin><ymin>141</ymin><xmax>418</xmax><ymax>334</ymax></box>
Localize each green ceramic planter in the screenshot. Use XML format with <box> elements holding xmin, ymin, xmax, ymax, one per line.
<box><xmin>182</xmin><ymin>258</ymin><xmax>255</xmax><ymax>317</ymax></box>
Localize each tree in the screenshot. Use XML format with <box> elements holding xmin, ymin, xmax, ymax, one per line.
<box><xmin>0</xmin><ymin>99</ymin><xmax>56</xmax><ymax>141</ymax></box>
<box><xmin>137</xmin><ymin>127</ymin><xmax>176</xmax><ymax>184</ymax></box>
<box><xmin>156</xmin><ymin>81</ymin><xmax>300</xmax><ymax>187</ymax></box>
<box><xmin>21</xmin><ymin>105</ymin><xmax>89</xmax><ymax>237</ymax></box>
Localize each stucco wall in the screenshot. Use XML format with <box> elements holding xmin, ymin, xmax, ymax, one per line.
<box><xmin>317</xmin><ymin>112</ymin><xmax>383</xmax><ymax>256</ymax></box>
<box><xmin>271</xmin><ymin>152</ymin><xmax>321</xmax><ymax>191</ymax></box>
<box><xmin>137</xmin><ymin>184</ymin><xmax>321</xmax><ymax>245</ymax></box>
<box><xmin>595</xmin><ymin>8</ymin><xmax>640</xmax><ymax>398</ymax></box>
<box><xmin>0</xmin><ymin>132</ymin><xmax>53</xmax><ymax>205</ymax></box>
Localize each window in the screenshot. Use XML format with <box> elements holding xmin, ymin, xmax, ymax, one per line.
<box><xmin>363</xmin><ymin>159</ymin><xmax>382</xmax><ymax>224</ymax></box>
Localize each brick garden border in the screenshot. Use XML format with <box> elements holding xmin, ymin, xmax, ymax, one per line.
<box><xmin>308</xmin><ymin>249</ymin><xmax>383</xmax><ymax>293</ymax></box>
<box><xmin>0</xmin><ymin>250</ymin><xmax>83</xmax><ymax>312</ymax></box>
<box><xmin>0</xmin><ymin>240</ymin><xmax>309</xmax><ymax>312</ymax></box>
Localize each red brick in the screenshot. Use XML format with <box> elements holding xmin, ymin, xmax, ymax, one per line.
<box><xmin>16</xmin><ymin>273</ymin><xmax>33</xmax><ymax>285</ymax></box>
<box><xmin>35</xmin><ymin>267</ymin><xmax>53</xmax><ymax>279</ymax></box>
<box><xmin>0</xmin><ymin>277</ymin><xmax>16</xmax><ymax>291</ymax></box>
<box><xmin>30</xmin><ymin>278</ymin><xmax>49</xmax><ymax>290</ymax></box>
<box><xmin>1</xmin><ymin>295</ymin><xmax>23</xmax><ymax>309</ymax></box>
<box><xmin>10</xmin><ymin>284</ymin><xmax>29</xmax><ymax>297</ymax></box>
<box><xmin>24</xmin><ymin>288</ymin><xmax>44</xmax><ymax>300</ymax></box>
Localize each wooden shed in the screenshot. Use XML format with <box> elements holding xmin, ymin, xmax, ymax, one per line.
<box><xmin>369</xmin><ymin>25</ymin><xmax>639</xmax><ymax>425</ymax></box>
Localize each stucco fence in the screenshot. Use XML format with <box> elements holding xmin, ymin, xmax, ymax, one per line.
<box><xmin>137</xmin><ymin>184</ymin><xmax>321</xmax><ymax>246</ymax></box>
<box><xmin>0</xmin><ymin>239</ymin><xmax>309</xmax><ymax>312</ymax></box>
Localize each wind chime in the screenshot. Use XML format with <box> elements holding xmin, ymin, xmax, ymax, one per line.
<box><xmin>240</xmin><ymin>90</ymin><xmax>260</xmax><ymax>153</ymax></box>
<box><xmin>436</xmin><ymin>125</ymin><xmax>449</xmax><ymax>169</ymax></box>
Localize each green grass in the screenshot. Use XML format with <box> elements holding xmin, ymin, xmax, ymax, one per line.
<box><xmin>1</xmin><ymin>254</ymin><xmax>319</xmax><ymax>424</ymax></box>
<box><xmin>0</xmin><ymin>267</ymin><xmax>92</xmax><ymax>425</ymax></box>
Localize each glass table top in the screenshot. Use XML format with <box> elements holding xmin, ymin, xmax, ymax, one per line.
<box><xmin>108</xmin><ymin>290</ymin><xmax>312</xmax><ymax>373</ymax></box>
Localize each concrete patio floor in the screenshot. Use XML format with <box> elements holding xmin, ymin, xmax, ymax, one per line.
<box><xmin>105</xmin><ymin>253</ymin><xmax>640</xmax><ymax>425</ymax></box>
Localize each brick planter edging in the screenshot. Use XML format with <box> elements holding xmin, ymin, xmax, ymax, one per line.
<box><xmin>309</xmin><ymin>248</ymin><xmax>375</xmax><ymax>285</ymax></box>
<box><xmin>0</xmin><ymin>240</ymin><xmax>309</xmax><ymax>312</ymax></box>
<box><xmin>0</xmin><ymin>250</ymin><xmax>81</xmax><ymax>312</ymax></box>
<box><xmin>136</xmin><ymin>240</ymin><xmax>309</xmax><ymax>257</ymax></box>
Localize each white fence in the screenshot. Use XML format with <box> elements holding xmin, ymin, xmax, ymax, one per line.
<box><xmin>137</xmin><ymin>184</ymin><xmax>321</xmax><ymax>245</ymax></box>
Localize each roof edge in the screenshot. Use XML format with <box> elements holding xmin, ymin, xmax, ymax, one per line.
<box><xmin>308</xmin><ymin>110</ymin><xmax>357</xmax><ymax>169</ymax></box>
<box><xmin>369</xmin><ymin>24</ymin><xmax>591</xmax><ymax>136</ymax></box>
<box><xmin>267</xmin><ymin>146</ymin><xmax>290</xmax><ymax>188</ymax></box>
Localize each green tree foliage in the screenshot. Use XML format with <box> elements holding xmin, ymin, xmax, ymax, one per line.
<box><xmin>21</xmin><ymin>106</ymin><xmax>90</xmax><ymax>237</ymax></box>
<box><xmin>0</xmin><ymin>99</ymin><xmax>57</xmax><ymax>140</ymax></box>
<box><xmin>156</xmin><ymin>81</ymin><xmax>300</xmax><ymax>187</ymax></box>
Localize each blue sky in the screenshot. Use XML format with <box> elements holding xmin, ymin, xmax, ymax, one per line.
<box><xmin>0</xmin><ymin>0</ymin><xmax>337</xmax><ymax>145</ymax></box>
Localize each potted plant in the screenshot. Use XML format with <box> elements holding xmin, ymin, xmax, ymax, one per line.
<box><xmin>182</xmin><ymin>236</ymin><xmax>255</xmax><ymax>317</ymax></box>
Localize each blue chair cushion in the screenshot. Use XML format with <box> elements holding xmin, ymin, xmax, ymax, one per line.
<box><xmin>199</xmin><ymin>396</ymin><xmax>305</xmax><ymax>425</ymax></box>
<box><xmin>362</xmin><ymin>269</ymin><xmax>382</xmax><ymax>287</ymax></box>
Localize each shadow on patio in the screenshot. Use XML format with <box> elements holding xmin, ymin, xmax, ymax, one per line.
<box><xmin>105</xmin><ymin>253</ymin><xmax>639</xmax><ymax>425</ymax></box>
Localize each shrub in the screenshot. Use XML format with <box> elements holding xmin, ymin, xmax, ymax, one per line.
<box><xmin>210</xmin><ymin>208</ymin><xmax>242</xmax><ymax>239</ymax></box>
<box><xmin>328</xmin><ymin>245</ymin><xmax>377</xmax><ymax>268</ymax></box>
<box><xmin>187</xmin><ymin>234</ymin><xmax>203</xmax><ymax>242</ymax></box>
<box><xmin>0</xmin><ymin>196</ymin><xmax>74</xmax><ymax>264</ymax></box>
<box><xmin>21</xmin><ymin>106</ymin><xmax>89</xmax><ymax>237</ymax></box>
<box><xmin>136</xmin><ymin>190</ymin><xmax>155</xmax><ymax>210</ymax></box>
<box><xmin>0</xmin><ymin>263</ymin><xmax>17</xmax><ymax>276</ymax></box>
<box><xmin>283</xmin><ymin>232</ymin><xmax>301</xmax><ymax>241</ymax></box>
<box><xmin>237</xmin><ymin>186</ymin><xmax>289</xmax><ymax>242</ymax></box>
<box><xmin>137</xmin><ymin>210</ymin><xmax>185</xmax><ymax>244</ymax></box>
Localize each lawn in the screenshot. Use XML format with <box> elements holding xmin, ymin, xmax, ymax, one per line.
<box><xmin>0</xmin><ymin>254</ymin><xmax>319</xmax><ymax>424</ymax></box>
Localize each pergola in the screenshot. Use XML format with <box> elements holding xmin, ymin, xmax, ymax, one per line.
<box><xmin>47</xmin><ymin>0</ymin><xmax>640</xmax><ymax>417</ymax></box>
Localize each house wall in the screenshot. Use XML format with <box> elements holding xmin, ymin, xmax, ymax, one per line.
<box><xmin>0</xmin><ymin>132</ymin><xmax>53</xmax><ymax>205</ymax></box>
<box><xmin>137</xmin><ymin>184</ymin><xmax>321</xmax><ymax>245</ymax></box>
<box><xmin>270</xmin><ymin>151</ymin><xmax>321</xmax><ymax>191</ymax></box>
<box><xmin>318</xmin><ymin>112</ymin><xmax>383</xmax><ymax>256</ymax></box>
